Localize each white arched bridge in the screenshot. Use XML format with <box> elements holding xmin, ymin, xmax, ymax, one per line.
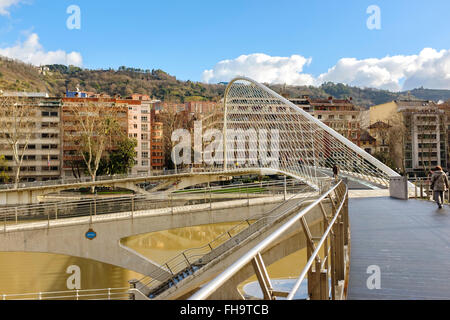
<box><xmin>218</xmin><ymin>76</ymin><xmax>398</xmax><ymax>187</ymax></box>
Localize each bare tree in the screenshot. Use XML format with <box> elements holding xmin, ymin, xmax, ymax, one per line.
<box><xmin>157</xmin><ymin>109</ymin><xmax>193</xmax><ymax>169</ymax></box>
<box><xmin>388</xmin><ymin>114</ymin><xmax>407</xmax><ymax>174</ymax></box>
<box><xmin>64</xmin><ymin>99</ymin><xmax>126</xmax><ymax>191</ymax></box>
<box><xmin>0</xmin><ymin>96</ymin><xmax>36</xmax><ymax>186</ymax></box>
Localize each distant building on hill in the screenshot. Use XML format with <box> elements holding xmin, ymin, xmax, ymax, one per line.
<box><xmin>1</xmin><ymin>91</ymin><xmax>49</xmax><ymax>98</ymax></box>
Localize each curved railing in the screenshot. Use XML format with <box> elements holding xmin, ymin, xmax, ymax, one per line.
<box><xmin>130</xmin><ymin>179</ymin><xmax>334</xmax><ymax>299</ymax></box>
<box><xmin>189</xmin><ymin>180</ymin><xmax>349</xmax><ymax>300</ymax></box>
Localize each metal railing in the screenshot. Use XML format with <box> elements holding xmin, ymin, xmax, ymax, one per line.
<box><xmin>408</xmin><ymin>175</ymin><xmax>450</xmax><ymax>203</ymax></box>
<box><xmin>0</xmin><ymin>165</ymin><xmax>276</xmax><ymax>191</ymax></box>
<box><xmin>0</xmin><ymin>166</ymin><xmax>205</xmax><ymax>190</ymax></box>
<box><xmin>0</xmin><ymin>178</ymin><xmax>310</xmax><ymax>232</ymax></box>
<box><xmin>1</xmin><ymin>287</ymin><xmax>130</xmax><ymax>301</ymax></box>
<box><xmin>130</xmin><ymin>179</ymin><xmax>334</xmax><ymax>299</ymax></box>
<box><xmin>188</xmin><ymin>180</ymin><xmax>349</xmax><ymax>300</ymax></box>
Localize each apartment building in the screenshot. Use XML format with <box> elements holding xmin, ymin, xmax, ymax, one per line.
<box><xmin>290</xmin><ymin>96</ymin><xmax>362</xmax><ymax>146</ymax></box>
<box><xmin>150</xmin><ymin>115</ymin><xmax>165</xmax><ymax>171</ymax></box>
<box><xmin>186</xmin><ymin>101</ymin><xmax>218</xmax><ymax>115</ymax></box>
<box><xmin>438</xmin><ymin>100</ymin><xmax>450</xmax><ymax>171</ymax></box>
<box><xmin>0</xmin><ymin>94</ymin><xmax>62</xmax><ymax>182</ymax></box>
<box><xmin>127</xmin><ymin>99</ymin><xmax>152</xmax><ymax>175</ymax></box>
<box><xmin>61</xmin><ymin>97</ymin><xmax>129</xmax><ymax>178</ymax></box>
<box><xmin>360</xmin><ymin>130</ymin><xmax>377</xmax><ymax>155</ymax></box>
<box><xmin>370</xmin><ymin>100</ymin><xmax>448</xmax><ymax>175</ymax></box>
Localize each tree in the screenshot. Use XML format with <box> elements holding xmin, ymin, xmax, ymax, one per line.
<box><xmin>0</xmin><ymin>96</ymin><xmax>35</xmax><ymax>187</ymax></box>
<box><xmin>157</xmin><ymin>109</ymin><xmax>193</xmax><ymax>170</ymax></box>
<box><xmin>373</xmin><ymin>150</ymin><xmax>395</xmax><ymax>171</ymax></box>
<box><xmin>65</xmin><ymin>99</ymin><xmax>126</xmax><ymax>191</ymax></box>
<box><xmin>98</xmin><ymin>137</ymin><xmax>137</xmax><ymax>175</ymax></box>
<box><xmin>0</xmin><ymin>155</ymin><xmax>8</xmax><ymax>183</ymax></box>
<box><xmin>387</xmin><ymin>114</ymin><xmax>407</xmax><ymax>174</ymax></box>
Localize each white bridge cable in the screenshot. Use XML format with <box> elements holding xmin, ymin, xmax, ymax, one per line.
<box><xmin>202</xmin><ymin>77</ymin><xmax>398</xmax><ymax>188</ymax></box>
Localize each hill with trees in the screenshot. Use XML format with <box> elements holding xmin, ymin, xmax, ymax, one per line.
<box><xmin>1</xmin><ymin>56</ymin><xmax>450</xmax><ymax>108</ymax></box>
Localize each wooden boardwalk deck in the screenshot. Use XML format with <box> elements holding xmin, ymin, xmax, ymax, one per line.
<box><xmin>348</xmin><ymin>196</ymin><xmax>450</xmax><ymax>300</ymax></box>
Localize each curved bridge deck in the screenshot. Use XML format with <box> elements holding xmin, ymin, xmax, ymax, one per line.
<box><xmin>348</xmin><ymin>196</ymin><xmax>450</xmax><ymax>299</ymax></box>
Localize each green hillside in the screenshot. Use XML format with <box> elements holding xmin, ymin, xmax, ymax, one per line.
<box><xmin>1</xmin><ymin>56</ymin><xmax>449</xmax><ymax>108</ymax></box>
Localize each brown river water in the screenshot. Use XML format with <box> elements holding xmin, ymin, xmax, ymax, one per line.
<box><xmin>0</xmin><ymin>221</ymin><xmax>308</xmax><ymax>296</ymax></box>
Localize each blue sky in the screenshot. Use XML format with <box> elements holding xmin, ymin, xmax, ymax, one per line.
<box><xmin>1</xmin><ymin>0</ymin><xmax>450</xmax><ymax>90</ymax></box>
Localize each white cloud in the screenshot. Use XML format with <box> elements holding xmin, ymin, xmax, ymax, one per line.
<box><xmin>203</xmin><ymin>49</ymin><xmax>450</xmax><ymax>91</ymax></box>
<box><xmin>202</xmin><ymin>53</ymin><xmax>316</xmax><ymax>86</ymax></box>
<box><xmin>0</xmin><ymin>0</ymin><xmax>25</xmax><ymax>16</ymax></box>
<box><xmin>0</xmin><ymin>33</ymin><xmax>83</xmax><ymax>67</ymax></box>
<box><xmin>317</xmin><ymin>49</ymin><xmax>450</xmax><ymax>91</ymax></box>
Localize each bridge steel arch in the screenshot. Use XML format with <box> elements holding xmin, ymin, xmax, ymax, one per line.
<box><xmin>219</xmin><ymin>77</ymin><xmax>399</xmax><ymax>188</ymax></box>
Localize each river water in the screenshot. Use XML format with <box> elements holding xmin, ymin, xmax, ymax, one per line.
<box><xmin>0</xmin><ymin>221</ymin><xmax>308</xmax><ymax>297</ymax></box>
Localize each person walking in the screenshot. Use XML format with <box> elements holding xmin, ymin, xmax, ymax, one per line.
<box><xmin>430</xmin><ymin>166</ymin><xmax>449</xmax><ymax>209</ymax></box>
<box><xmin>333</xmin><ymin>165</ymin><xmax>339</xmax><ymax>181</ymax></box>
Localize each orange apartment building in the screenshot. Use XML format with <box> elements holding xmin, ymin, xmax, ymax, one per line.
<box><xmin>150</xmin><ymin>108</ymin><xmax>165</xmax><ymax>171</ymax></box>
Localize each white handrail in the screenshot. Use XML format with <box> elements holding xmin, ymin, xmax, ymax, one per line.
<box><xmin>188</xmin><ymin>181</ymin><xmax>345</xmax><ymax>300</ymax></box>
